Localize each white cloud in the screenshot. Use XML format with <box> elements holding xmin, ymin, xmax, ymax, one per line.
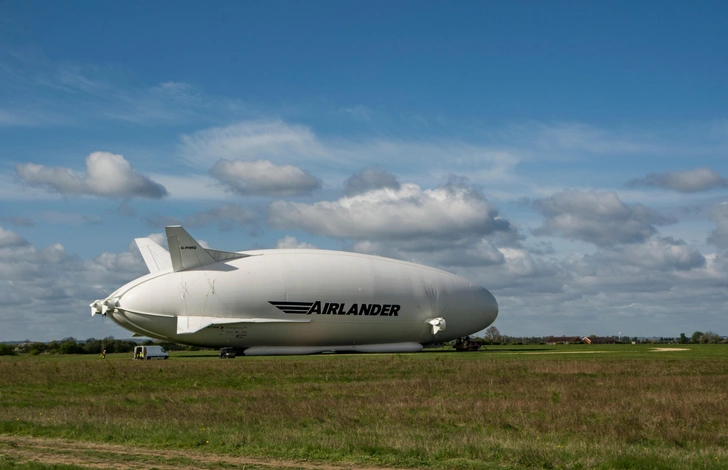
<box><xmin>16</xmin><ymin>152</ymin><xmax>168</xmax><ymax>199</ymax></box>
<box><xmin>209</xmin><ymin>159</ymin><xmax>322</xmax><ymax>196</ymax></box>
<box><xmin>533</xmin><ymin>190</ymin><xmax>676</xmax><ymax>246</ymax></box>
<box><xmin>276</xmin><ymin>236</ymin><xmax>317</xmax><ymax>249</ymax></box>
<box><xmin>0</xmin><ymin>239</ymin><xmax>147</xmax><ymax>341</ymax></box>
<box><xmin>269</xmin><ymin>181</ymin><xmax>514</xmax><ymax>242</ymax></box>
<box><xmin>0</xmin><ymin>226</ymin><xmax>27</xmax><ymax>248</ymax></box>
<box><xmin>627</xmin><ymin>167</ymin><xmax>728</xmax><ymax>193</ymax></box>
<box><xmin>588</xmin><ymin>237</ymin><xmax>705</xmax><ymax>272</ymax></box>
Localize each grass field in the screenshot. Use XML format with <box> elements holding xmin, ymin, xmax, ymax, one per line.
<box><xmin>1</xmin><ymin>344</ymin><xmax>727</xmax><ymax>469</ymax></box>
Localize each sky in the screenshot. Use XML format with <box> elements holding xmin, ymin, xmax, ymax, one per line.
<box><xmin>1</xmin><ymin>1</ymin><xmax>727</xmax><ymax>342</ymax></box>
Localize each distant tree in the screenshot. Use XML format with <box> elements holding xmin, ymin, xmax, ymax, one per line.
<box><xmin>0</xmin><ymin>344</ymin><xmax>17</xmax><ymax>356</ymax></box>
<box><xmin>678</xmin><ymin>333</ymin><xmax>688</xmax><ymax>344</ymax></box>
<box><xmin>28</xmin><ymin>342</ymin><xmax>48</xmax><ymax>355</ymax></box>
<box><xmin>59</xmin><ymin>340</ymin><xmax>84</xmax><ymax>354</ymax></box>
<box><xmin>83</xmin><ymin>339</ymin><xmax>104</xmax><ymax>354</ymax></box>
<box><xmin>703</xmin><ymin>331</ymin><xmax>721</xmax><ymax>344</ymax></box>
<box><xmin>484</xmin><ymin>326</ymin><xmax>501</xmax><ymax>344</ymax></box>
<box><xmin>691</xmin><ymin>331</ymin><xmax>704</xmax><ymax>344</ymax></box>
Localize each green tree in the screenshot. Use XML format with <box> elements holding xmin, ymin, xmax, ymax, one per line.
<box><xmin>691</xmin><ymin>331</ymin><xmax>704</xmax><ymax>344</ymax></box>
<box><xmin>59</xmin><ymin>340</ymin><xmax>84</xmax><ymax>354</ymax></box>
<box><xmin>678</xmin><ymin>333</ymin><xmax>688</xmax><ymax>344</ymax></box>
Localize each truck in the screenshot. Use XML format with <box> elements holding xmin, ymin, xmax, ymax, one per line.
<box><xmin>453</xmin><ymin>336</ymin><xmax>482</xmax><ymax>352</ymax></box>
<box><xmin>219</xmin><ymin>347</ymin><xmax>236</xmax><ymax>358</ymax></box>
<box><xmin>133</xmin><ymin>345</ymin><xmax>169</xmax><ymax>360</ymax></box>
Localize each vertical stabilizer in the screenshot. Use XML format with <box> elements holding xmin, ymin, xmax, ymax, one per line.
<box><xmin>134</xmin><ymin>238</ymin><xmax>172</xmax><ymax>274</ymax></box>
<box><xmin>165</xmin><ymin>226</ymin><xmax>253</xmax><ymax>272</ymax></box>
<box><xmin>166</xmin><ymin>226</ymin><xmax>216</xmax><ymax>272</ymax></box>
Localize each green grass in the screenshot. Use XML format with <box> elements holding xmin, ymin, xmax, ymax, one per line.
<box><xmin>1</xmin><ymin>344</ymin><xmax>727</xmax><ymax>469</ymax></box>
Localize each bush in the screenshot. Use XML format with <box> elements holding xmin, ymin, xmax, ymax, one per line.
<box><xmin>0</xmin><ymin>344</ymin><xmax>17</xmax><ymax>356</ymax></box>
<box><xmin>59</xmin><ymin>341</ymin><xmax>85</xmax><ymax>355</ymax></box>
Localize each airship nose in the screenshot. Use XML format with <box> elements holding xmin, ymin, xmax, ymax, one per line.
<box><xmin>481</xmin><ymin>287</ymin><xmax>499</xmax><ymax>326</ymax></box>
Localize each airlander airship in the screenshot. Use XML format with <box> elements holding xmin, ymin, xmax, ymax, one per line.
<box><xmin>90</xmin><ymin>226</ymin><xmax>498</xmax><ymax>355</ymax></box>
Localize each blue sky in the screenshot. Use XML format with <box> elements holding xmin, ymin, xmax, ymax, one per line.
<box><xmin>1</xmin><ymin>1</ymin><xmax>727</xmax><ymax>341</ymax></box>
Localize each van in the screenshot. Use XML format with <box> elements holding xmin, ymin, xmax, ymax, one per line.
<box><xmin>133</xmin><ymin>345</ymin><xmax>169</xmax><ymax>360</ymax></box>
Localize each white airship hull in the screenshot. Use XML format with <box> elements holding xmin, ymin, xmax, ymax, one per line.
<box><xmin>93</xmin><ymin>227</ymin><xmax>498</xmax><ymax>354</ymax></box>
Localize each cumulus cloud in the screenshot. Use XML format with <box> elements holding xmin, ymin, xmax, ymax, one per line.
<box><xmin>627</xmin><ymin>167</ymin><xmax>728</xmax><ymax>193</ymax></box>
<box><xmin>270</xmin><ymin>181</ymin><xmax>514</xmax><ymax>242</ymax></box>
<box><xmin>276</xmin><ymin>236</ymin><xmax>317</xmax><ymax>249</ymax></box>
<box><xmin>344</xmin><ymin>167</ymin><xmax>400</xmax><ymax>196</ymax></box>
<box><xmin>589</xmin><ymin>237</ymin><xmax>705</xmax><ymax>272</ymax></box>
<box><xmin>0</xmin><ymin>227</ymin><xmax>28</xmax><ymax>248</ymax></box>
<box><xmin>209</xmin><ymin>159</ymin><xmax>322</xmax><ymax>196</ymax></box>
<box><xmin>533</xmin><ymin>190</ymin><xmax>676</xmax><ymax>246</ymax></box>
<box><xmin>145</xmin><ymin>204</ymin><xmax>255</xmax><ymax>231</ymax></box>
<box><xmin>16</xmin><ymin>152</ymin><xmax>168</xmax><ymax>199</ymax></box>
<box><xmin>708</xmin><ymin>201</ymin><xmax>728</xmax><ymax>248</ymax></box>
<box><xmin>0</xmin><ymin>238</ymin><xmax>148</xmax><ymax>341</ymax></box>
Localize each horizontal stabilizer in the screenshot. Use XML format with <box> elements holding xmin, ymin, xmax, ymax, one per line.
<box><xmin>135</xmin><ymin>238</ymin><xmax>172</xmax><ymax>274</ymax></box>
<box><xmin>177</xmin><ymin>315</ymin><xmax>311</xmax><ymax>335</ymax></box>
<box><xmin>166</xmin><ymin>226</ymin><xmax>251</xmax><ymax>272</ymax></box>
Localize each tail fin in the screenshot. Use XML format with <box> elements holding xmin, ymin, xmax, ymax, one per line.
<box><xmin>166</xmin><ymin>226</ymin><xmax>250</xmax><ymax>272</ymax></box>
<box><xmin>134</xmin><ymin>238</ymin><xmax>173</xmax><ymax>274</ymax></box>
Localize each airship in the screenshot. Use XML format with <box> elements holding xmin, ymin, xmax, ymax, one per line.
<box><xmin>90</xmin><ymin>226</ymin><xmax>498</xmax><ymax>355</ymax></box>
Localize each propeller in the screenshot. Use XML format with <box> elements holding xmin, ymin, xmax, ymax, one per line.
<box><xmin>90</xmin><ymin>300</ymin><xmax>102</xmax><ymax>316</ymax></box>
<box><xmin>89</xmin><ymin>298</ymin><xmax>119</xmax><ymax>316</ymax></box>
<box><xmin>426</xmin><ymin>317</ymin><xmax>446</xmax><ymax>335</ymax></box>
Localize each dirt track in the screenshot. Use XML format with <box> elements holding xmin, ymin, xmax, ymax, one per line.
<box><xmin>0</xmin><ymin>435</ymin><xmax>395</xmax><ymax>470</ymax></box>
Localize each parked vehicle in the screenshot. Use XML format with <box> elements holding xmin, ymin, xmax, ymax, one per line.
<box><xmin>133</xmin><ymin>345</ymin><xmax>169</xmax><ymax>360</ymax></box>
<box><xmin>453</xmin><ymin>336</ymin><xmax>481</xmax><ymax>352</ymax></box>
<box><xmin>219</xmin><ymin>347</ymin><xmax>236</xmax><ymax>358</ymax></box>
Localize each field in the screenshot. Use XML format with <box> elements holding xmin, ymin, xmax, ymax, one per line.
<box><xmin>1</xmin><ymin>344</ymin><xmax>727</xmax><ymax>469</ymax></box>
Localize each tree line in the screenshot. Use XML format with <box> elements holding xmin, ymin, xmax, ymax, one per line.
<box><xmin>0</xmin><ymin>337</ymin><xmax>192</xmax><ymax>356</ymax></box>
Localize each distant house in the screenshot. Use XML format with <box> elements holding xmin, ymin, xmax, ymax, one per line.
<box><xmin>582</xmin><ymin>336</ymin><xmax>618</xmax><ymax>344</ymax></box>
<box><xmin>546</xmin><ymin>336</ymin><xmax>583</xmax><ymax>345</ymax></box>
